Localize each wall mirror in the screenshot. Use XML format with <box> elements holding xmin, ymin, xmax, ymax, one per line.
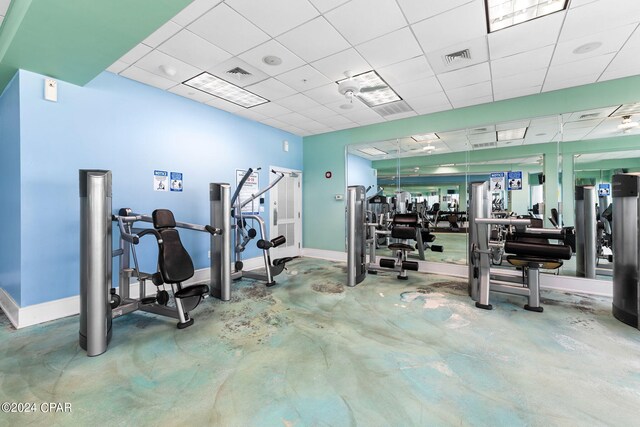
<box><xmin>346</xmin><ymin>101</ymin><xmax>639</xmax><ymax>284</ymax></box>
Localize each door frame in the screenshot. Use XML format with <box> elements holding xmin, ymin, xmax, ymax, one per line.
<box><xmin>269</xmin><ymin>165</ymin><xmax>303</xmax><ymax>257</ymax></box>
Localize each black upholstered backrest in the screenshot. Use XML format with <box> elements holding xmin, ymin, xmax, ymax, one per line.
<box><xmin>152</xmin><ymin>209</ymin><xmax>194</xmax><ymax>284</ymax></box>
<box><xmin>391</xmin><ymin>213</ymin><xmax>419</xmax><ymax>240</ymax></box>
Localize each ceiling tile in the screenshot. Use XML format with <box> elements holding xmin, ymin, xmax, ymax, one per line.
<box><xmin>560</xmin><ymin>0</ymin><xmax>640</xmax><ymax>42</ymax></box>
<box><xmin>120</xmin><ymin>66</ymin><xmax>177</xmax><ymax>90</ymax></box>
<box><xmin>543</xmin><ymin>73</ymin><xmax>601</xmax><ymax>92</ymax></box>
<box><xmin>168</xmin><ymin>84</ymin><xmax>216</xmax><ymax>103</ymax></box>
<box><xmin>157</xmin><ymin>29</ymin><xmax>232</xmax><ymax>70</ymax></box>
<box><xmin>438</xmin><ymin>62</ymin><xmax>490</xmax><ymax>90</ymax></box>
<box><xmin>356</xmin><ymin>27</ymin><xmax>423</xmax><ymax>69</ymax></box>
<box><xmin>341</xmin><ymin>108</ymin><xmax>383</xmax><ymax>123</ymax></box>
<box><xmin>208</xmin><ymin>58</ymin><xmax>270</xmax><ymax>87</ymax></box>
<box><xmin>488</xmin><ymin>12</ymin><xmax>564</xmax><ymax>59</ymax></box>
<box><xmin>238</xmin><ymin>39</ymin><xmax>306</xmax><ymax>76</ymax></box>
<box><xmin>250</xmin><ymin>102</ymin><xmax>292</xmax><ymax>117</ymax></box>
<box><xmin>404</xmin><ymin>91</ymin><xmax>450</xmax><ymax>110</ymax></box>
<box><xmin>325</xmin><ymin>0</ymin><xmax>407</xmax><ymax>45</ymax></box>
<box><xmin>412</xmin><ymin>102</ymin><xmax>452</xmax><ymax>116</ymax></box>
<box><xmin>545</xmin><ymin>53</ymin><xmax>615</xmax><ymax>82</ymax></box>
<box><xmin>276</xmin><ymin>93</ymin><xmax>321</xmax><ymax>111</ymax></box>
<box><xmin>226</xmin><ymin>0</ymin><xmax>319</xmax><ymax>37</ymax></box>
<box><xmin>234</xmin><ymin>108</ymin><xmax>268</xmax><ymax>122</ymax></box>
<box><xmin>493</xmin><ymin>85</ymin><xmax>542</xmax><ymax>101</ymax></box>
<box><xmin>307</xmin><ymin>0</ymin><xmax>350</xmax><ymax>13</ymax></box>
<box><xmin>277</xmin><ymin>17</ymin><xmax>350</xmax><ymax>62</ymax></box>
<box><xmin>318</xmin><ymin>115</ymin><xmax>355</xmax><ymax>127</ymax></box>
<box><xmin>142</xmin><ymin>20</ymin><xmax>182</xmax><ymax>48</ymax></box>
<box><xmin>552</xmin><ymin>24</ymin><xmax>637</xmax><ymax>66</ymax></box>
<box><xmin>446</xmin><ymin>81</ymin><xmax>492</xmax><ymax>101</ymax></box>
<box><xmin>311</xmin><ymin>49</ymin><xmax>371</xmax><ymax>81</ymax></box>
<box><xmin>276</xmin><ymin>65</ymin><xmax>332</xmax><ymax>91</ymax></box>
<box><xmin>107</xmin><ymin>60</ymin><xmax>129</xmax><ymax>74</ymax></box>
<box><xmin>392</xmin><ymin>76</ymin><xmax>443</xmax><ymax>99</ymax></box>
<box><xmin>490</xmin><ymin>45</ymin><xmax>554</xmax><ymax>78</ymax></box>
<box><xmin>260</xmin><ymin>117</ymin><xmax>290</xmax><ymax>129</ymax></box>
<box><xmin>600</xmin><ymin>62</ymin><xmax>640</xmax><ymax>82</ymax></box>
<box><xmin>206</xmin><ymin>96</ymin><xmax>245</xmax><ymax>113</ymax></box>
<box><xmin>492</xmin><ymin>69</ymin><xmax>546</xmax><ymax>94</ymax></box>
<box><xmin>384</xmin><ymin>111</ymin><xmax>417</xmax><ymax>121</ymax></box>
<box><xmin>245</xmin><ymin>78</ymin><xmax>297</xmax><ymax>100</ymax></box>
<box><xmin>188</xmin><ymin>3</ymin><xmax>270</xmax><ymax>55</ymax></box>
<box><xmin>134</xmin><ymin>50</ymin><xmax>201</xmax><ymax>83</ymax></box>
<box><xmin>300</xmin><ymin>104</ymin><xmax>336</xmax><ymax>119</ymax></box>
<box><xmin>299</xmin><ymin>120</ymin><xmax>332</xmax><ymax>132</ymax></box>
<box><xmin>325</xmin><ymin>98</ymin><xmax>370</xmax><ymax>113</ymax></box>
<box><xmin>397</xmin><ymin>0</ymin><xmax>474</xmax><ymax>24</ymax></box>
<box><xmin>412</xmin><ymin>1</ymin><xmax>486</xmax><ymax>53</ymax></box>
<box><xmin>303</xmin><ymin>83</ymin><xmax>345</xmax><ymax>104</ymax></box>
<box><xmin>172</xmin><ymin>0</ymin><xmax>223</xmax><ymax>26</ymax></box>
<box><xmin>119</xmin><ymin>43</ymin><xmax>153</xmax><ymax>65</ymax></box>
<box><xmin>377</xmin><ymin>56</ymin><xmax>434</xmax><ymax>87</ymax></box>
<box><xmin>0</xmin><ymin>0</ymin><xmax>9</xmax><ymax>15</ymax></box>
<box><xmin>277</xmin><ymin>112</ymin><xmax>313</xmax><ymax>126</ymax></box>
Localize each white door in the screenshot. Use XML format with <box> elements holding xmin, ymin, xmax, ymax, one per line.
<box><xmin>270</xmin><ymin>167</ymin><xmax>302</xmax><ymax>259</ymax></box>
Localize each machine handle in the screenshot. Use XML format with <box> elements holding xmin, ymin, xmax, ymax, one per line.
<box><xmin>115</xmin><ymin>216</ymin><xmax>140</xmax><ymax>244</ymax></box>
<box><xmin>273</xmin><ymin>208</ymin><xmax>278</xmax><ymax>226</ymax></box>
<box><xmin>205</xmin><ymin>225</ymin><xmax>223</xmax><ymax>235</ymax></box>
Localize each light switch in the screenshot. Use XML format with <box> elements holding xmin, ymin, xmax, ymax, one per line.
<box><xmin>44</xmin><ymin>79</ymin><xmax>57</xmax><ymax>102</ymax></box>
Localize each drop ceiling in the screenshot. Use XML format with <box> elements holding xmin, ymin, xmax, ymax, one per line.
<box><xmin>347</xmin><ymin>103</ymin><xmax>640</xmax><ymax>160</ymax></box>
<box><xmin>104</xmin><ymin>0</ymin><xmax>640</xmax><ymax>137</ymax></box>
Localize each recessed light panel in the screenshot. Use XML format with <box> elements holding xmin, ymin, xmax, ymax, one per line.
<box><xmin>337</xmin><ymin>71</ymin><xmax>401</xmax><ymax>107</ymax></box>
<box><xmin>485</xmin><ymin>0</ymin><xmax>568</xmax><ymax>33</ymax></box>
<box><xmin>358</xmin><ymin>147</ymin><xmax>388</xmax><ymax>156</ymax></box>
<box><xmin>183</xmin><ymin>72</ymin><xmax>268</xmax><ymax>108</ymax></box>
<box><xmin>412</xmin><ymin>133</ymin><xmax>440</xmax><ymax>142</ymax></box>
<box><xmin>497</xmin><ymin>127</ymin><xmax>527</xmax><ymax>140</ymax></box>
<box><xmin>611</xmin><ymin>103</ymin><xmax>640</xmax><ymax>117</ymax></box>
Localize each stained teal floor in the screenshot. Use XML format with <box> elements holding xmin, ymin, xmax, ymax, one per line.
<box><xmin>1</xmin><ymin>258</ymin><xmax>639</xmax><ymax>426</ymax></box>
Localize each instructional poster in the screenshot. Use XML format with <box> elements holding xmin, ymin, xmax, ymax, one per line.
<box><xmin>507</xmin><ymin>171</ymin><xmax>523</xmax><ymax>191</ymax></box>
<box><xmin>236</xmin><ymin>169</ymin><xmax>259</xmax><ymax>213</ymax></box>
<box><xmin>598</xmin><ymin>183</ymin><xmax>611</xmax><ymax>196</ymax></box>
<box><xmin>490</xmin><ymin>172</ymin><xmax>506</xmax><ymax>192</ymax></box>
<box><xmin>170</xmin><ymin>172</ymin><xmax>183</xmax><ymax>192</ymax></box>
<box><xmin>154</xmin><ymin>170</ymin><xmax>168</xmax><ymax>192</ymax></box>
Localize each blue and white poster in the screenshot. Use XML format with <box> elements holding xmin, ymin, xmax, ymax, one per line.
<box><xmin>598</xmin><ymin>183</ymin><xmax>611</xmax><ymax>196</ymax></box>
<box><xmin>507</xmin><ymin>171</ymin><xmax>523</xmax><ymax>190</ymax></box>
<box><xmin>170</xmin><ymin>172</ymin><xmax>183</xmax><ymax>192</ymax></box>
<box><xmin>490</xmin><ymin>172</ymin><xmax>506</xmax><ymax>192</ymax></box>
<box><xmin>154</xmin><ymin>170</ymin><xmax>168</xmax><ymax>192</ymax></box>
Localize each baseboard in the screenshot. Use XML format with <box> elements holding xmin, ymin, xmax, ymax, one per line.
<box><xmin>0</xmin><ymin>256</ymin><xmax>263</xmax><ymax>329</ymax></box>
<box><xmin>302</xmin><ymin>248</ymin><xmax>347</xmax><ymax>262</ymax></box>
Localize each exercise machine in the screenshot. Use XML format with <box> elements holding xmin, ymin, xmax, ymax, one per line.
<box><xmin>79</xmin><ymin>170</ymin><xmax>221</xmax><ymax>356</ymax></box>
<box><xmin>214</xmin><ymin>167</ymin><xmax>294</xmax><ymax>288</ymax></box>
<box><xmin>575</xmin><ymin>185</ymin><xmax>598</xmax><ymax>278</ymax></box>
<box><xmin>468</xmin><ymin>181</ymin><xmax>572</xmax><ymax>312</ymax></box>
<box><xmin>612</xmin><ymin>173</ymin><xmax>640</xmax><ymax>330</ymax></box>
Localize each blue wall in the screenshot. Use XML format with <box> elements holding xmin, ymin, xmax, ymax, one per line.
<box><xmin>0</xmin><ymin>73</ymin><xmax>21</xmax><ymax>304</ymax></box>
<box><xmin>347</xmin><ymin>154</ymin><xmax>377</xmax><ymax>197</ymax></box>
<box><xmin>16</xmin><ymin>70</ymin><xmax>302</xmax><ymax>307</ymax></box>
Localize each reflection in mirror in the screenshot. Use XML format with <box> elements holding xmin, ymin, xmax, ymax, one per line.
<box><xmin>345</xmin><ymin>101</ymin><xmax>639</xmax><ymax>284</ymax></box>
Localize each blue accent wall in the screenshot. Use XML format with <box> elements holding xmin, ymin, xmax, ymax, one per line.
<box><xmin>17</xmin><ymin>70</ymin><xmax>302</xmax><ymax>307</ymax></box>
<box><xmin>0</xmin><ymin>72</ymin><xmax>21</xmax><ymax>304</ymax></box>
<box><xmin>346</xmin><ymin>154</ymin><xmax>377</xmax><ymax>196</ymax></box>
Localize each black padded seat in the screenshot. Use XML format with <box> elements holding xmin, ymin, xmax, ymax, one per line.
<box><xmin>174</xmin><ymin>284</ymin><xmax>209</xmax><ymax>299</ymax></box>
<box><xmin>152</xmin><ymin>209</ymin><xmax>195</xmax><ymax>284</ymax></box>
<box><xmin>506</xmin><ymin>256</ymin><xmax>563</xmax><ymax>270</ymax></box>
<box><xmin>388</xmin><ymin>243</ymin><xmax>414</xmax><ymax>251</ymax></box>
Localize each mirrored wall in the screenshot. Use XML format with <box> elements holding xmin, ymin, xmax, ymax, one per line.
<box><xmin>346</xmin><ymin>101</ymin><xmax>640</xmax><ymax>284</ymax></box>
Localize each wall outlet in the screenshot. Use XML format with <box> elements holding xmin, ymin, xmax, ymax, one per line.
<box><xmin>335</xmin><ymin>194</ymin><xmax>344</xmax><ymax>200</ymax></box>
<box><xmin>44</xmin><ymin>79</ymin><xmax>58</xmax><ymax>102</ymax></box>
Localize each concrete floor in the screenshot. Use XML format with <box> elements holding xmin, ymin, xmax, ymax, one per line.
<box><xmin>1</xmin><ymin>258</ymin><xmax>639</xmax><ymax>426</ymax></box>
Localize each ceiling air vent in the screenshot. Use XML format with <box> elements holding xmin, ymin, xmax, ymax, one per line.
<box><xmin>371</xmin><ymin>100</ymin><xmax>413</xmax><ymax>117</ymax></box>
<box><xmin>443</xmin><ymin>49</ymin><xmax>471</xmax><ymax>66</ymax></box>
<box><xmin>472</xmin><ymin>142</ymin><xmax>497</xmax><ymax>150</ymax></box>
<box><xmin>225</xmin><ymin>67</ymin><xmax>253</xmax><ymax>83</ymax></box>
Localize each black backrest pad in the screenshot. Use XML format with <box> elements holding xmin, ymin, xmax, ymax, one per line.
<box><xmin>157</xmin><ymin>228</ymin><xmax>195</xmax><ymax>283</ymax></box>
<box><xmin>153</xmin><ymin>209</ymin><xmax>177</xmax><ymax>229</ymax></box>
<box><xmin>392</xmin><ymin>226</ymin><xmax>417</xmax><ymax>240</ymax></box>
<box><xmin>505</xmin><ymin>241</ymin><xmax>572</xmax><ymax>260</ymax></box>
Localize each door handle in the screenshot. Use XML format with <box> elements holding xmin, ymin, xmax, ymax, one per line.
<box><xmin>273</xmin><ymin>208</ymin><xmax>278</xmax><ymax>226</ymax></box>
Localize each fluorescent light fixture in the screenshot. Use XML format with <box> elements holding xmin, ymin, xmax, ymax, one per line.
<box><xmin>485</xmin><ymin>0</ymin><xmax>568</xmax><ymax>33</ymax></box>
<box><xmin>358</xmin><ymin>147</ymin><xmax>388</xmax><ymax>156</ymax></box>
<box><xmin>183</xmin><ymin>72</ymin><xmax>268</xmax><ymax>108</ymax></box>
<box><xmin>412</xmin><ymin>133</ymin><xmax>440</xmax><ymax>142</ymax></box>
<box><xmin>497</xmin><ymin>127</ymin><xmax>527</xmax><ymax>141</ymax></box>
<box><xmin>611</xmin><ymin>103</ymin><xmax>640</xmax><ymax>117</ymax></box>
<box><xmin>618</xmin><ymin>115</ymin><xmax>639</xmax><ymax>133</ymax></box>
<box><xmin>422</xmin><ymin>145</ymin><xmax>435</xmax><ymax>151</ymax></box>
<box><xmin>441</xmin><ymin>163</ymin><xmax>455</xmax><ymax>167</ymax></box>
<box><xmin>337</xmin><ymin>71</ymin><xmax>401</xmax><ymax>107</ymax></box>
